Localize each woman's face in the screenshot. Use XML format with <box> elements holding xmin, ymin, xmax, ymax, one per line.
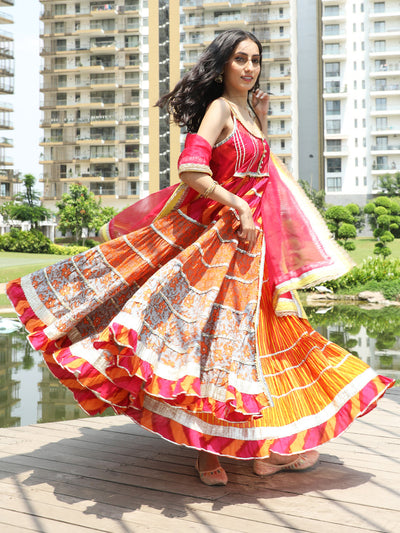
<box><xmin>223</xmin><ymin>38</ymin><xmax>261</xmax><ymax>95</ymax></box>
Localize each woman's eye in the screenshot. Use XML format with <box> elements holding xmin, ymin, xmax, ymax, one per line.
<box><xmin>235</xmin><ymin>57</ymin><xmax>245</xmax><ymax>63</ymax></box>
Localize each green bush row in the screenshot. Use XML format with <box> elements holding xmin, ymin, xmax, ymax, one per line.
<box><xmin>0</xmin><ymin>229</ymin><xmax>89</xmax><ymax>255</ymax></box>
<box><xmin>324</xmin><ymin>255</ymin><xmax>400</xmax><ymax>298</ymax></box>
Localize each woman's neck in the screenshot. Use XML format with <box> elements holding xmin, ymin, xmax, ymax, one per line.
<box><xmin>221</xmin><ymin>91</ymin><xmax>248</xmax><ymax>111</ymax></box>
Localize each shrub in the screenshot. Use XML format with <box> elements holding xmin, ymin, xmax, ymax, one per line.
<box><xmin>324</xmin><ymin>255</ymin><xmax>400</xmax><ymax>296</ymax></box>
<box><xmin>49</xmin><ymin>243</ymin><xmax>89</xmax><ymax>255</ymax></box>
<box><xmin>0</xmin><ymin>228</ymin><xmax>51</xmax><ymax>254</ymax></box>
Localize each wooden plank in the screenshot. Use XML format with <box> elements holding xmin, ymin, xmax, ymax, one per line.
<box><xmin>0</xmin><ymin>393</ymin><xmax>398</xmax><ymax>532</ymax></box>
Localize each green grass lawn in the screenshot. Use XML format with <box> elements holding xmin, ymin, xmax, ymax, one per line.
<box><xmin>0</xmin><ymin>251</ymin><xmax>70</xmax><ymax>284</ymax></box>
<box><xmin>348</xmin><ymin>237</ymin><xmax>400</xmax><ymax>265</ymax></box>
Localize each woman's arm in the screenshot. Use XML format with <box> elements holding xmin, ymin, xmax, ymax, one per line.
<box><xmin>179</xmin><ymin>99</ymin><xmax>258</xmax><ymax>247</ymax></box>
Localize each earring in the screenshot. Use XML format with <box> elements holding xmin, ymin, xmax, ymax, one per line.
<box><xmin>215</xmin><ymin>74</ymin><xmax>223</xmax><ymax>84</ymax></box>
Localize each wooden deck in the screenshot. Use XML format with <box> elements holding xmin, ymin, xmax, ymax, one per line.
<box><xmin>0</xmin><ymin>389</ymin><xmax>399</xmax><ymax>533</ymax></box>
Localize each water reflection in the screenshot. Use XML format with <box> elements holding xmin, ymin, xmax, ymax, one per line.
<box><xmin>0</xmin><ymin>305</ymin><xmax>399</xmax><ymax>428</ymax></box>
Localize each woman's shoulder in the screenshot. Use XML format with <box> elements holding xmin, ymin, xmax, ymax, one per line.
<box><xmin>197</xmin><ymin>98</ymin><xmax>232</xmax><ymax>147</ymax></box>
<box><xmin>205</xmin><ymin>97</ymin><xmax>231</xmax><ymax>117</ymax></box>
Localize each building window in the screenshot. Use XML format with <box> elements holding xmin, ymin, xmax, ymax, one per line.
<box><xmin>281</xmin><ymin>139</ymin><xmax>285</xmax><ymax>149</ymax></box>
<box><xmin>327</xmin><ymin>158</ymin><xmax>342</xmax><ymax>173</ymax></box>
<box><xmin>325</xmin><ymin>62</ymin><xmax>340</xmax><ymax>77</ymax></box>
<box><xmin>374</xmin><ymin>21</ymin><xmax>386</xmax><ymax>32</ymax></box>
<box><xmin>375</xmin><ymin>78</ymin><xmax>387</xmax><ymax>90</ymax></box>
<box><xmin>90</xmin><ymin>182</ymin><xmax>115</xmax><ymax>196</ymax></box>
<box><xmin>374</xmin><ymin>40</ymin><xmax>386</xmax><ymax>52</ymax></box>
<box><xmin>327</xmin><ymin>177</ymin><xmax>342</xmax><ymax>192</ymax></box>
<box><xmin>326</xmin><ymin>139</ymin><xmax>342</xmax><ymax>152</ymax></box>
<box><xmin>54</xmin><ymin>4</ymin><xmax>67</xmax><ymax>15</ymax></box>
<box><xmin>326</xmin><ymin>100</ymin><xmax>341</xmax><ymax>115</ymax></box>
<box><xmin>374</xmin><ymin>2</ymin><xmax>385</xmax><ymax>13</ymax></box>
<box><xmin>356</xmin><ymin>177</ymin><xmax>359</xmax><ymax>186</ymax></box>
<box><xmin>326</xmin><ymin>120</ymin><xmax>341</xmax><ymax>134</ymax></box>
<box><xmin>324</xmin><ymin>5</ymin><xmax>340</xmax><ymax>16</ymax></box>
<box><xmin>325</xmin><ymin>80</ymin><xmax>340</xmax><ymax>93</ymax></box>
<box><xmin>128</xmin><ymin>181</ymin><xmax>138</xmax><ymax>195</ymax></box>
<box><xmin>54</xmin><ymin>22</ymin><xmax>65</xmax><ymax>33</ymax></box>
<box><xmin>325</xmin><ymin>43</ymin><xmax>340</xmax><ymax>55</ymax></box>
<box><xmin>376</xmin><ymin>117</ymin><xmax>387</xmax><ymax>130</ymax></box>
<box><xmin>0</xmin><ymin>182</ymin><xmax>10</xmax><ymax>197</ymax></box>
<box><xmin>324</xmin><ymin>24</ymin><xmax>340</xmax><ymax>36</ymax></box>
<box><xmin>376</xmin><ymin>136</ymin><xmax>388</xmax><ymax>149</ymax></box>
<box><xmin>375</xmin><ymin>59</ymin><xmax>387</xmax><ymax>71</ymax></box>
<box><xmin>377</xmin><ymin>156</ymin><xmax>388</xmax><ymax>170</ymax></box>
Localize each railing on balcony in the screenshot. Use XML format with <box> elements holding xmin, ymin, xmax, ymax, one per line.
<box><xmin>373</xmin><ymin>84</ymin><xmax>400</xmax><ymax>91</ymax></box>
<box><xmin>371</xmin><ymin>63</ymin><xmax>400</xmax><ymax>72</ymax></box>
<box><xmin>0</xmin><ymin>10</ymin><xmax>13</xmax><ymax>23</ymax></box>
<box><xmin>372</xmin><ymin>145</ymin><xmax>400</xmax><ymax>151</ymax></box>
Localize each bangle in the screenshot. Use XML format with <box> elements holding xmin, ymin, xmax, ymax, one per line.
<box><xmin>202</xmin><ymin>179</ymin><xmax>218</xmax><ymax>198</ymax></box>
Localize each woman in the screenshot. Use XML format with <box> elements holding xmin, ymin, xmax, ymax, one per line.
<box><xmin>7</xmin><ymin>30</ymin><xmax>393</xmax><ymax>487</ymax></box>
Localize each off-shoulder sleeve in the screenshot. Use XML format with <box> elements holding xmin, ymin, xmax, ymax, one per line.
<box><xmin>177</xmin><ymin>133</ymin><xmax>213</xmax><ymax>178</ymax></box>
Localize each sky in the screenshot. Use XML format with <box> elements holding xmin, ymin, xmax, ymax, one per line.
<box><xmin>4</xmin><ymin>0</ymin><xmax>41</xmax><ymax>181</ymax></box>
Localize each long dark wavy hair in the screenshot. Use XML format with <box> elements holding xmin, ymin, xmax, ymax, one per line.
<box><xmin>156</xmin><ymin>30</ymin><xmax>263</xmax><ymax>133</ymax></box>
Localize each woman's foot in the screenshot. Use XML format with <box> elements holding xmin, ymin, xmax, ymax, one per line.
<box><xmin>253</xmin><ymin>450</ymin><xmax>319</xmax><ymax>476</ymax></box>
<box><xmin>195</xmin><ymin>451</ymin><xmax>228</xmax><ymax>486</ymax></box>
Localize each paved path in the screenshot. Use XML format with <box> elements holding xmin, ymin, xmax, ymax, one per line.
<box><xmin>0</xmin><ymin>389</ymin><xmax>399</xmax><ymax>532</ymax></box>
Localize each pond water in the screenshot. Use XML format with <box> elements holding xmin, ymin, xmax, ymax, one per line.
<box><xmin>1</xmin><ymin>305</ymin><xmax>399</xmax><ymax>428</ymax></box>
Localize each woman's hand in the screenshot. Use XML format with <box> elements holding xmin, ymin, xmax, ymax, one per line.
<box><xmin>251</xmin><ymin>89</ymin><xmax>269</xmax><ymax>118</ymax></box>
<box><xmin>236</xmin><ymin>200</ymin><xmax>257</xmax><ymax>248</ymax></box>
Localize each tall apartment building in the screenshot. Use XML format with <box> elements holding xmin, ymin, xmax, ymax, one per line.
<box><xmin>181</xmin><ymin>0</ymin><xmax>298</xmax><ymax>175</ymax></box>
<box><xmin>321</xmin><ymin>0</ymin><xmax>400</xmax><ymax>205</ymax></box>
<box><xmin>0</xmin><ymin>0</ymin><xmax>14</xmax><ymax>205</ymax></box>
<box><xmin>39</xmin><ymin>0</ymin><xmax>299</xmax><ymax>210</ymax></box>
<box><xmin>39</xmin><ymin>0</ymin><xmax>180</xmax><ymax>211</ymax></box>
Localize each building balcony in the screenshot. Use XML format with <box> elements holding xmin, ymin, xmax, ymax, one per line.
<box><xmin>77</xmin><ymin>135</ymin><xmax>116</xmax><ymax>144</ymax></box>
<box><xmin>267</xmin><ymin>129</ymin><xmax>292</xmax><ymax>138</ymax></box>
<box><xmin>371</xmin><ymin>144</ymin><xmax>400</xmax><ymax>154</ymax></box>
<box><xmin>322</xmin><ymin>30</ymin><xmax>346</xmax><ymax>41</ymax></box>
<box><xmin>0</xmin><ymin>154</ymin><xmax>12</xmax><ymax>165</ymax></box>
<box><xmin>0</xmin><ymin>136</ymin><xmax>12</xmax><ymax>147</ymax></box>
<box><xmin>369</xmin><ymin>28</ymin><xmax>400</xmax><ymax>39</ymax></box>
<box><xmin>370</xmin><ymin>63</ymin><xmax>400</xmax><ymax>76</ymax></box>
<box><xmin>322</xmin><ymin>52</ymin><xmax>347</xmax><ymax>61</ymax></box>
<box><xmin>40</xmin><ymin>137</ymin><xmax>63</xmax><ymax>146</ymax></box>
<box><xmin>371</xmin><ymin>165</ymin><xmax>400</xmax><ymax>174</ymax></box>
<box><xmin>322</xmin><ymin>12</ymin><xmax>346</xmax><ymax>22</ymax></box>
<box><xmin>0</xmin><ymin>29</ymin><xmax>12</xmax><ymax>41</ymax></box>
<box><xmin>0</xmin><ymin>117</ymin><xmax>12</xmax><ymax>129</ymax></box>
<box><xmin>371</xmin><ymin>126</ymin><xmax>400</xmax><ymax>135</ymax></box>
<box><xmin>0</xmin><ymin>10</ymin><xmax>13</xmax><ymax>24</ymax></box>
<box><xmin>371</xmin><ymin>84</ymin><xmax>400</xmax><ymax>95</ymax></box>
<box><xmin>0</xmin><ymin>101</ymin><xmax>12</xmax><ymax>112</ymax></box>
<box><xmin>371</xmin><ymin>107</ymin><xmax>400</xmax><ymax>116</ymax></box>
<box><xmin>369</xmin><ymin>8</ymin><xmax>400</xmax><ymax>19</ymax></box>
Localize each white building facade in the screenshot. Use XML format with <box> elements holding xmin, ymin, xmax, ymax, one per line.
<box><xmin>322</xmin><ymin>0</ymin><xmax>400</xmax><ymax>205</ymax></box>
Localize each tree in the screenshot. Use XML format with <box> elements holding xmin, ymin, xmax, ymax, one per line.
<box><xmin>325</xmin><ymin>205</ymin><xmax>359</xmax><ymax>251</ymax></box>
<box><xmin>0</xmin><ymin>174</ymin><xmax>52</xmax><ymax>229</ymax></box>
<box><xmin>364</xmin><ymin>196</ymin><xmax>400</xmax><ymax>256</ymax></box>
<box><xmin>299</xmin><ymin>179</ymin><xmax>326</xmax><ymax>215</ymax></box>
<box><xmin>378</xmin><ymin>172</ymin><xmax>400</xmax><ymax>197</ymax></box>
<box><xmin>56</xmin><ymin>184</ymin><xmax>117</xmax><ymax>245</ymax></box>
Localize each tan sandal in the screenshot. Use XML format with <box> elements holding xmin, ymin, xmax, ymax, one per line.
<box><xmin>253</xmin><ymin>450</ymin><xmax>319</xmax><ymax>476</ymax></box>
<box><xmin>195</xmin><ymin>458</ymin><xmax>228</xmax><ymax>486</ymax></box>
